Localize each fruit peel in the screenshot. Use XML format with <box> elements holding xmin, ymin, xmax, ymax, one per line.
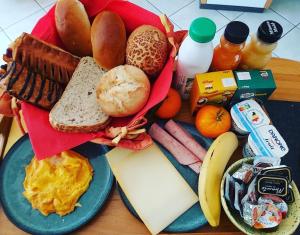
<box><xmin>198</xmin><ymin>132</ymin><xmax>238</xmax><ymax>227</ymax></box>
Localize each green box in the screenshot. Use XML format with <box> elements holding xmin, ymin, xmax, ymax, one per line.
<box><xmin>231</xmin><ymin>70</ymin><xmax>276</xmax><ymax>105</ymax></box>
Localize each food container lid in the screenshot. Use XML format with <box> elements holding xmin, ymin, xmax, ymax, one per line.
<box><xmin>224</xmin><ymin>21</ymin><xmax>249</xmax><ymax>44</ymax></box>
<box><xmin>230</xmin><ymin>99</ymin><xmax>270</xmax><ymax>133</ymax></box>
<box><xmin>248</xmin><ymin>125</ymin><xmax>289</xmax><ymax>158</ymax></box>
<box><xmin>189</xmin><ymin>17</ymin><xmax>216</xmax><ymax>43</ymax></box>
<box><xmin>257</xmin><ymin>20</ymin><xmax>283</xmax><ymax>44</ymax></box>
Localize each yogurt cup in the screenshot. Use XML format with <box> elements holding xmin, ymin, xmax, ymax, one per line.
<box><xmin>231</xmin><ymin>99</ymin><xmax>270</xmax><ymax>136</ymax></box>
<box><xmin>243</xmin><ymin>125</ymin><xmax>289</xmax><ymax>158</ymax></box>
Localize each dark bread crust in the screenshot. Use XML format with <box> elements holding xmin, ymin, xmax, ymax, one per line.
<box><xmin>4</xmin><ymin>62</ymin><xmax>64</xmax><ymax>110</ymax></box>
<box><xmin>49</xmin><ymin>116</ymin><xmax>111</xmax><ymax>133</ymax></box>
<box><xmin>11</xmin><ymin>33</ymin><xmax>80</xmax><ymax>85</ymax></box>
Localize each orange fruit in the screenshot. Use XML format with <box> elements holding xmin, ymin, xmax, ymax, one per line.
<box><xmin>156</xmin><ymin>88</ymin><xmax>182</xmax><ymax>119</ymax></box>
<box><xmin>195</xmin><ymin>105</ymin><xmax>231</xmax><ymax>138</ymax></box>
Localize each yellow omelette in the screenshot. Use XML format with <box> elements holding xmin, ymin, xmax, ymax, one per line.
<box><xmin>23</xmin><ymin>150</ymin><xmax>93</xmax><ymax>216</ymax></box>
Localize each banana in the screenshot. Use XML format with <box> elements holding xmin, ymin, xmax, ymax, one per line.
<box><xmin>198</xmin><ymin>132</ymin><xmax>238</xmax><ymax>227</ymax></box>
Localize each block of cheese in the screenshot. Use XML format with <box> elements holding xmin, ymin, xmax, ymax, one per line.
<box><xmin>106</xmin><ymin>144</ymin><xmax>198</xmax><ymax>234</ymax></box>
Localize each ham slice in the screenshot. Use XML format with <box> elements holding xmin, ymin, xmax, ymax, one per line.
<box><xmin>188</xmin><ymin>162</ymin><xmax>202</xmax><ymax>174</ymax></box>
<box><xmin>164</xmin><ymin>119</ymin><xmax>207</xmax><ymax>161</ymax></box>
<box><xmin>149</xmin><ymin>123</ymin><xmax>200</xmax><ymax>169</ymax></box>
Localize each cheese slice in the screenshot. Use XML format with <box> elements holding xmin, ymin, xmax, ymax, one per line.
<box><xmin>106</xmin><ymin>144</ymin><xmax>198</xmax><ymax>234</ymax></box>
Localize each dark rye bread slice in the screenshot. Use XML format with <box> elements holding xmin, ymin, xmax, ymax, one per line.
<box><xmin>49</xmin><ymin>57</ymin><xmax>110</xmax><ymax>133</ymax></box>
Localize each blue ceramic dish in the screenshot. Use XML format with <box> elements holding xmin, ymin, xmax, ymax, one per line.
<box><xmin>118</xmin><ymin>121</ymin><xmax>212</xmax><ymax>233</ymax></box>
<box><xmin>0</xmin><ymin>135</ymin><xmax>114</xmax><ymax>235</ymax></box>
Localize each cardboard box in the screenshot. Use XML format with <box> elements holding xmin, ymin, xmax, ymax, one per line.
<box><xmin>231</xmin><ymin>70</ymin><xmax>276</xmax><ymax>105</ymax></box>
<box><xmin>190</xmin><ymin>70</ymin><xmax>237</xmax><ymax>115</ymax></box>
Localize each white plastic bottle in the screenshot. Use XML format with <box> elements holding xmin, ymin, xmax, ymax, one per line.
<box><xmin>175</xmin><ymin>17</ymin><xmax>216</xmax><ymax>99</ymax></box>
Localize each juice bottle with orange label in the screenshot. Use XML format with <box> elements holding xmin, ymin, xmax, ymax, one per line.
<box><xmin>239</xmin><ymin>20</ymin><xmax>283</xmax><ymax>70</ymax></box>
<box><xmin>211</xmin><ymin>21</ymin><xmax>249</xmax><ymax>71</ymax></box>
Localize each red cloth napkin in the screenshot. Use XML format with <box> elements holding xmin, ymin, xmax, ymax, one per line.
<box><xmin>22</xmin><ymin>0</ymin><xmax>175</xmax><ymax>159</ymax></box>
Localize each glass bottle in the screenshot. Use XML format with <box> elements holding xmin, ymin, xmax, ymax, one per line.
<box><xmin>211</xmin><ymin>21</ymin><xmax>249</xmax><ymax>71</ymax></box>
<box><xmin>239</xmin><ymin>20</ymin><xmax>283</xmax><ymax>70</ymax></box>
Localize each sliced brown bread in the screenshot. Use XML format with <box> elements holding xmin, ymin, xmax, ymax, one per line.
<box><xmin>49</xmin><ymin>57</ymin><xmax>110</xmax><ymax>133</ymax></box>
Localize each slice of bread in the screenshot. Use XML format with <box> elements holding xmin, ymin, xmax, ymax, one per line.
<box><xmin>49</xmin><ymin>57</ymin><xmax>110</xmax><ymax>133</ymax></box>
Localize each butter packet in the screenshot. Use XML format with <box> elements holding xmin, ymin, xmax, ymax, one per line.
<box><xmin>256</xmin><ymin>175</ymin><xmax>288</xmax><ymax>197</ymax></box>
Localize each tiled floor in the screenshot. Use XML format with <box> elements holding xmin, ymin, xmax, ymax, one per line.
<box><xmin>0</xmin><ymin>0</ymin><xmax>300</xmax><ymax>63</ymax></box>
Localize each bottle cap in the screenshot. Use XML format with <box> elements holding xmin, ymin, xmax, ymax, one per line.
<box><xmin>189</xmin><ymin>17</ymin><xmax>216</xmax><ymax>43</ymax></box>
<box><xmin>224</xmin><ymin>21</ymin><xmax>249</xmax><ymax>44</ymax></box>
<box><xmin>257</xmin><ymin>20</ymin><xmax>283</xmax><ymax>43</ymax></box>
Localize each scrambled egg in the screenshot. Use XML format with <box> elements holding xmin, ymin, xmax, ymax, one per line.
<box><xmin>23</xmin><ymin>150</ymin><xmax>93</xmax><ymax>216</ymax></box>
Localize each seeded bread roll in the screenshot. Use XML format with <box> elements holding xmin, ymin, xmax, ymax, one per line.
<box><xmin>91</xmin><ymin>11</ymin><xmax>126</xmax><ymax>70</ymax></box>
<box><xmin>96</xmin><ymin>65</ymin><xmax>150</xmax><ymax>117</ymax></box>
<box><xmin>55</xmin><ymin>0</ymin><xmax>92</xmax><ymax>56</ymax></box>
<box><xmin>126</xmin><ymin>25</ymin><xmax>168</xmax><ymax>78</ymax></box>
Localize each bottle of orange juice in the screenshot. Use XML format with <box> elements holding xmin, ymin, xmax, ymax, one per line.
<box><xmin>211</xmin><ymin>21</ymin><xmax>249</xmax><ymax>71</ymax></box>
<box><xmin>239</xmin><ymin>20</ymin><xmax>283</xmax><ymax>70</ymax></box>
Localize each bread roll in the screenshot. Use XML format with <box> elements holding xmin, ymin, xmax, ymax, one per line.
<box><xmin>96</xmin><ymin>65</ymin><xmax>150</xmax><ymax>117</ymax></box>
<box><xmin>55</xmin><ymin>0</ymin><xmax>92</xmax><ymax>56</ymax></box>
<box><xmin>91</xmin><ymin>11</ymin><xmax>126</xmax><ymax>70</ymax></box>
<box><xmin>126</xmin><ymin>25</ymin><xmax>168</xmax><ymax>78</ymax></box>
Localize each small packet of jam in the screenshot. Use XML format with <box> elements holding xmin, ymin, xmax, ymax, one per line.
<box><xmin>253</xmin><ymin>203</ymin><xmax>282</xmax><ymax>229</ymax></box>
<box><xmin>225</xmin><ymin>174</ymin><xmax>236</xmax><ymax>209</ymax></box>
<box><xmin>253</xmin><ymin>157</ymin><xmax>281</xmax><ymax>168</ymax></box>
<box><xmin>260</xmin><ymin>165</ymin><xmax>292</xmax><ymax>183</ymax></box>
<box><xmin>257</xmin><ymin>175</ymin><xmax>288</xmax><ymax>197</ymax></box>
<box><xmin>234</xmin><ymin>182</ymin><xmax>246</xmax><ymax>215</ymax></box>
<box><xmin>232</xmin><ymin>163</ymin><xmax>254</xmax><ymax>184</ymax></box>
<box><xmin>224</xmin><ymin>174</ymin><xmax>231</xmax><ymax>201</ymax></box>
<box><xmin>242</xmin><ymin>177</ymin><xmax>258</xmax><ymax>205</ymax></box>
<box><xmin>228</xmin><ymin>176</ymin><xmax>236</xmax><ymax>210</ymax></box>
<box><xmin>258</xmin><ymin>194</ymin><xmax>288</xmax><ymax>219</ymax></box>
<box><xmin>242</xmin><ymin>202</ymin><xmax>264</xmax><ymax>227</ymax></box>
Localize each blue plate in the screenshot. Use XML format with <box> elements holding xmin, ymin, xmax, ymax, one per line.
<box><xmin>0</xmin><ymin>135</ymin><xmax>114</xmax><ymax>235</ymax></box>
<box><xmin>118</xmin><ymin>121</ymin><xmax>212</xmax><ymax>233</ymax></box>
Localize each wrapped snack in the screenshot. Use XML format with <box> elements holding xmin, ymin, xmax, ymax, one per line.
<box><xmin>254</xmin><ymin>203</ymin><xmax>282</xmax><ymax>229</ymax></box>
<box><xmin>234</xmin><ymin>182</ymin><xmax>246</xmax><ymax>215</ymax></box>
<box><xmin>242</xmin><ymin>202</ymin><xmax>264</xmax><ymax>227</ymax></box>
<box><xmin>257</xmin><ymin>175</ymin><xmax>288</xmax><ymax>197</ymax></box>
<box><xmin>258</xmin><ymin>195</ymin><xmax>288</xmax><ymax>218</ymax></box>
<box><xmin>261</xmin><ymin>165</ymin><xmax>291</xmax><ymax>183</ymax></box>
<box><xmin>254</xmin><ymin>156</ymin><xmax>281</xmax><ymax>168</ymax></box>
<box><xmin>282</xmin><ymin>187</ymin><xmax>295</xmax><ymax>204</ymax></box>
<box><xmin>226</xmin><ymin>176</ymin><xmax>236</xmax><ymax>210</ymax></box>
<box><xmin>224</xmin><ymin>174</ymin><xmax>231</xmax><ymax>201</ymax></box>
<box><xmin>232</xmin><ymin>163</ymin><xmax>253</xmax><ymax>184</ymax></box>
<box><xmin>242</xmin><ymin>177</ymin><xmax>258</xmax><ymax>205</ymax></box>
